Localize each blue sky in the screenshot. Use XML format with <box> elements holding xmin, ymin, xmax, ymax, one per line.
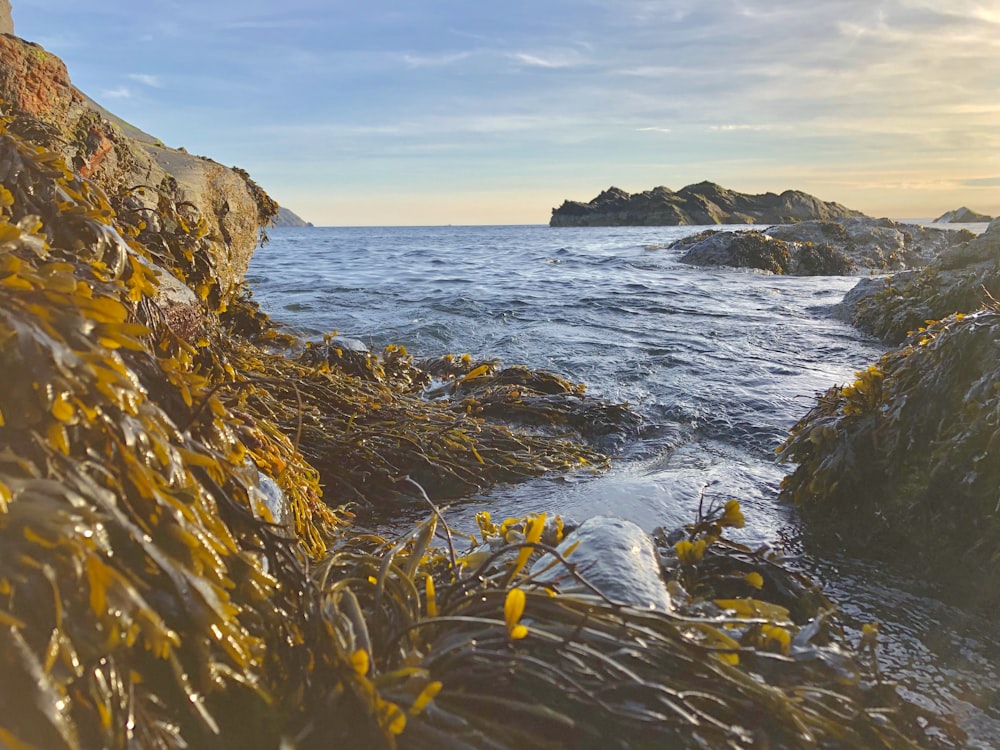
<box><xmin>13</xmin><ymin>1</ymin><xmax>1000</xmax><ymax>225</ymax></box>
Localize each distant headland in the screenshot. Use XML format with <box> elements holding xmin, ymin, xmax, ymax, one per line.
<box><xmin>933</xmin><ymin>206</ymin><xmax>994</xmax><ymax>224</ymax></box>
<box><xmin>273</xmin><ymin>206</ymin><xmax>314</xmax><ymax>227</ymax></box>
<box><xmin>550</xmin><ymin>182</ymin><xmax>866</xmax><ymax>227</ymax></box>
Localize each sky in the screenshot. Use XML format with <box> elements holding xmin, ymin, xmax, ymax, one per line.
<box><xmin>12</xmin><ymin>1</ymin><xmax>1000</xmax><ymax>226</ymax></box>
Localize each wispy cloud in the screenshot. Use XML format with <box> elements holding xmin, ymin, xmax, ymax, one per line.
<box><xmin>128</xmin><ymin>73</ymin><xmax>162</xmax><ymax>87</ymax></box>
<box><xmin>637</xmin><ymin>126</ymin><xmax>671</xmax><ymax>133</ymax></box>
<box><xmin>708</xmin><ymin>125</ymin><xmax>772</xmax><ymax>132</ymax></box>
<box><xmin>101</xmin><ymin>86</ymin><xmax>132</xmax><ymax>99</ymax></box>
<box><xmin>962</xmin><ymin>177</ymin><xmax>1000</xmax><ymax>188</ymax></box>
<box><xmin>511</xmin><ymin>52</ymin><xmax>569</xmax><ymax>68</ymax></box>
<box><xmin>402</xmin><ymin>51</ymin><xmax>473</xmax><ymax>68</ymax></box>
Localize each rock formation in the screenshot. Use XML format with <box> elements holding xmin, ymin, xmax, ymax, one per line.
<box><xmin>550</xmin><ymin>182</ymin><xmax>866</xmax><ymax>227</ymax></box>
<box><xmin>669</xmin><ymin>218</ymin><xmax>967</xmax><ymax>276</ymax></box>
<box><xmin>837</xmin><ymin>219</ymin><xmax>1000</xmax><ymax>342</ymax></box>
<box><xmin>933</xmin><ymin>206</ymin><xmax>994</xmax><ymax>223</ymax></box>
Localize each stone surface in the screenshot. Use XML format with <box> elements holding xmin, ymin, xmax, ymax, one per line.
<box><xmin>0</xmin><ymin>1</ymin><xmax>12</xmax><ymax>35</ymax></box>
<box><xmin>839</xmin><ymin>220</ymin><xmax>1000</xmax><ymax>342</ymax></box>
<box><xmin>530</xmin><ymin>516</ymin><xmax>672</xmax><ymax>612</ymax></box>
<box><xmin>550</xmin><ymin>182</ymin><xmax>866</xmax><ymax>227</ymax></box>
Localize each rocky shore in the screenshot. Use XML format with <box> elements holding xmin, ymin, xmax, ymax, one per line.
<box><xmin>550</xmin><ymin>182</ymin><xmax>865</xmax><ymax>227</ymax></box>
<box><xmin>0</xmin><ymin>8</ymin><xmax>983</xmax><ymax>749</ymax></box>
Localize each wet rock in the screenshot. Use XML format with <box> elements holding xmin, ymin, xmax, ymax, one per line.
<box><xmin>530</xmin><ymin>516</ymin><xmax>672</xmax><ymax>612</ymax></box>
<box><xmin>841</xmin><ymin>219</ymin><xmax>1000</xmax><ymax>342</ymax></box>
<box><xmin>676</xmin><ymin>230</ymin><xmax>793</xmax><ymax>274</ymax></box>
<box><xmin>671</xmin><ymin>218</ymin><xmax>966</xmax><ymax>276</ymax></box>
<box><xmin>779</xmin><ymin>305</ymin><xmax>1000</xmax><ymax>607</ymax></box>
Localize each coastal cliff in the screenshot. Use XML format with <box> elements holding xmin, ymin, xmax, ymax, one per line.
<box><xmin>0</xmin><ymin>27</ymin><xmax>275</xmax><ymax>299</ymax></box>
<box><xmin>550</xmin><ymin>182</ymin><xmax>866</xmax><ymax>227</ymax></box>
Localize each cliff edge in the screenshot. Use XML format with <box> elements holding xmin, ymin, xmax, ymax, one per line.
<box><xmin>550</xmin><ymin>182</ymin><xmax>867</xmax><ymax>227</ymax></box>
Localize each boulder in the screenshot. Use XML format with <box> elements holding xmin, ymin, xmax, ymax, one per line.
<box><xmin>779</xmin><ymin>304</ymin><xmax>1000</xmax><ymax>607</ymax></box>
<box><xmin>675</xmin><ymin>230</ymin><xmax>793</xmax><ymax>274</ymax></box>
<box><xmin>672</xmin><ymin>218</ymin><xmax>968</xmax><ymax>276</ymax></box>
<box><xmin>530</xmin><ymin>516</ymin><xmax>673</xmax><ymax>611</ymax></box>
<box><xmin>550</xmin><ymin>182</ymin><xmax>866</xmax><ymax>227</ymax></box>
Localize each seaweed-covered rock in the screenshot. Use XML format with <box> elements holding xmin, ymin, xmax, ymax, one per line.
<box><xmin>677</xmin><ymin>230</ymin><xmax>793</xmax><ymax>273</ymax></box>
<box><xmin>778</xmin><ymin>306</ymin><xmax>1000</xmax><ymax>606</ymax></box>
<box><xmin>841</xmin><ymin>220</ymin><xmax>1000</xmax><ymax>342</ymax></box>
<box><xmin>672</xmin><ymin>218</ymin><xmax>967</xmax><ymax>277</ymax></box>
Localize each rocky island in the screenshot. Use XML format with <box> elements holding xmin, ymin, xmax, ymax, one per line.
<box><xmin>550</xmin><ymin>182</ymin><xmax>866</xmax><ymax>227</ymax></box>
<box><xmin>933</xmin><ymin>206</ymin><xmax>994</xmax><ymax>223</ymax></box>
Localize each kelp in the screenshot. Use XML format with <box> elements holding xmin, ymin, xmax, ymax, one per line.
<box><xmin>0</xmin><ymin>111</ymin><xmax>945</xmax><ymax>749</ymax></box>
<box><xmin>778</xmin><ymin>305</ymin><xmax>1000</xmax><ymax>605</ymax></box>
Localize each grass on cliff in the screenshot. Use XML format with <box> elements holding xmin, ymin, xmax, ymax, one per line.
<box><xmin>0</xmin><ymin>115</ymin><xmax>956</xmax><ymax>749</ymax></box>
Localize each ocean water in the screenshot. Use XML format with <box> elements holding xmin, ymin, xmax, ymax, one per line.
<box><xmin>248</xmin><ymin>224</ymin><xmax>999</xmax><ymax>747</ymax></box>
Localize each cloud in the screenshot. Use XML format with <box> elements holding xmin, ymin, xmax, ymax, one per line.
<box><xmin>961</xmin><ymin>177</ymin><xmax>1000</xmax><ymax>188</ymax></box>
<box><xmin>637</xmin><ymin>126</ymin><xmax>671</xmax><ymax>133</ymax></box>
<box><xmin>128</xmin><ymin>73</ymin><xmax>162</xmax><ymax>87</ymax></box>
<box><xmin>101</xmin><ymin>86</ymin><xmax>132</xmax><ymax>99</ymax></box>
<box><xmin>402</xmin><ymin>51</ymin><xmax>473</xmax><ymax>68</ymax></box>
<box><xmin>708</xmin><ymin>125</ymin><xmax>772</xmax><ymax>132</ymax></box>
<box><xmin>511</xmin><ymin>52</ymin><xmax>568</xmax><ymax>68</ymax></box>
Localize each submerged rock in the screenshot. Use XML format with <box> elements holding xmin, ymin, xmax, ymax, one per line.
<box><xmin>550</xmin><ymin>182</ymin><xmax>865</xmax><ymax>227</ymax></box>
<box><xmin>530</xmin><ymin>516</ymin><xmax>672</xmax><ymax>611</ymax></box>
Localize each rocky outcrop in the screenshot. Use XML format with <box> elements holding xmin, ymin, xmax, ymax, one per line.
<box><xmin>779</xmin><ymin>303</ymin><xmax>1000</xmax><ymax>607</ymax></box>
<box><xmin>550</xmin><ymin>182</ymin><xmax>866</xmax><ymax>227</ymax></box>
<box><xmin>838</xmin><ymin>219</ymin><xmax>1000</xmax><ymax>342</ymax></box>
<box><xmin>934</xmin><ymin>206</ymin><xmax>993</xmax><ymax>223</ymax></box>
<box><xmin>670</xmin><ymin>218</ymin><xmax>967</xmax><ymax>276</ymax></box>
<box><xmin>273</xmin><ymin>206</ymin><xmax>314</xmax><ymax>227</ymax></box>
<box><xmin>0</xmin><ymin>33</ymin><xmax>275</xmax><ymax>300</ymax></box>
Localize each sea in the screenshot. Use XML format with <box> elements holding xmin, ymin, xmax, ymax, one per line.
<box><xmin>248</xmin><ymin>223</ymin><xmax>998</xmax><ymax>748</ymax></box>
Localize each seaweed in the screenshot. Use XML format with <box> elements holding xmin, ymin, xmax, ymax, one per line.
<box><xmin>778</xmin><ymin>305</ymin><xmax>1000</xmax><ymax>605</ymax></box>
